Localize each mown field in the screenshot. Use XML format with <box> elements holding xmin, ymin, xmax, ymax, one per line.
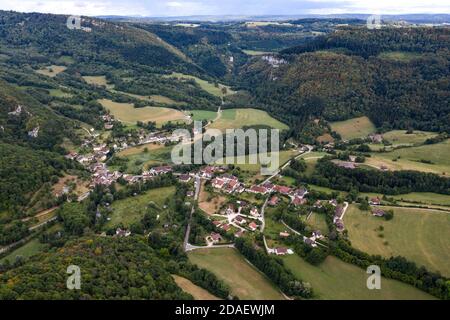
<box><xmin>283</xmin><ymin>255</ymin><xmax>436</xmax><ymax>300</ymax></box>
<box><xmin>188</xmin><ymin>248</ymin><xmax>285</xmax><ymax>300</ymax></box>
<box><xmin>190</xmin><ymin>110</ymin><xmax>218</xmax><ymax>122</ymax></box>
<box><xmin>105</xmin><ymin>186</ymin><xmax>175</xmax><ymax>228</ymax></box>
<box><xmin>98</xmin><ymin>99</ymin><xmax>187</xmax><ymax>126</ymax></box>
<box><xmin>172</xmin><ymin>275</ymin><xmax>220</xmax><ymax>300</ymax></box>
<box><xmin>330</xmin><ymin>116</ymin><xmax>376</xmax><ymax>140</ymax></box>
<box><xmin>167</xmin><ymin>73</ymin><xmax>235</xmax><ymax>98</ymax></box>
<box><xmin>367</xmin><ymin>139</ymin><xmax>450</xmax><ymax>176</ymax></box>
<box><xmin>216</xmin><ymin>150</ymin><xmax>299</xmax><ymax>173</ymax></box>
<box><xmin>381</xmin><ymin>130</ymin><xmax>438</xmax><ymax>147</ymax></box>
<box><xmin>345</xmin><ymin>205</ymin><xmax>450</xmax><ymax>277</ymax></box>
<box><xmin>209</xmin><ymin>108</ymin><xmax>289</xmax><ymax>131</ymax></box>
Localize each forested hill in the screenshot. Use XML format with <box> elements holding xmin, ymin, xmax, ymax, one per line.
<box><xmin>0</xmin><ymin>11</ymin><xmax>197</xmax><ymax>74</ymax></box>
<box><xmin>238</xmin><ymin>27</ymin><xmax>450</xmax><ymax>134</ymax></box>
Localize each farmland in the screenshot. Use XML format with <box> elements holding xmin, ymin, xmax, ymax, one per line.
<box><xmin>330</xmin><ymin>116</ymin><xmax>376</xmax><ymax>140</ymax></box>
<box><xmin>210</xmin><ymin>108</ymin><xmax>289</xmax><ymax>131</ymax></box>
<box><xmin>283</xmin><ymin>255</ymin><xmax>435</xmax><ymax>300</ymax></box>
<box><xmin>172</xmin><ymin>275</ymin><xmax>220</xmax><ymax>300</ymax></box>
<box><xmin>166</xmin><ymin>73</ymin><xmax>235</xmax><ymax>98</ymax></box>
<box><xmin>105</xmin><ymin>186</ymin><xmax>175</xmax><ymax>228</ymax></box>
<box><xmin>98</xmin><ymin>99</ymin><xmax>187</xmax><ymax>126</ymax></box>
<box><xmin>345</xmin><ymin>205</ymin><xmax>450</xmax><ymax>276</ymax></box>
<box><xmin>190</xmin><ymin>110</ymin><xmax>218</xmax><ymax>122</ymax></box>
<box><xmin>188</xmin><ymin>248</ymin><xmax>285</xmax><ymax>300</ymax></box>
<box><xmin>367</xmin><ymin>139</ymin><xmax>450</xmax><ymax>176</ymax></box>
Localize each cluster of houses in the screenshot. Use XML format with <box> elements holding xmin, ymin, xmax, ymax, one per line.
<box><xmin>248</xmin><ymin>182</ymin><xmax>308</xmax><ymax>207</ymax></box>
<box><xmin>211</xmin><ymin>174</ymin><xmax>245</xmax><ymax>194</ymax></box>
<box><xmin>303</xmin><ymin>230</ymin><xmax>324</xmax><ymax>248</ymax></box>
<box><xmin>262</xmin><ymin>55</ymin><xmax>287</xmax><ymax>68</ymax></box>
<box><xmin>330</xmin><ymin>200</ymin><xmax>346</xmax><ymax>232</ymax></box>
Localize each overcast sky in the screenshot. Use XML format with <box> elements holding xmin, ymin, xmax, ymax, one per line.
<box><xmin>0</xmin><ymin>0</ymin><xmax>449</xmax><ymax>17</ymax></box>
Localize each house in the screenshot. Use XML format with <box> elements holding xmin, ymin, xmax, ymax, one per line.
<box><xmin>179</xmin><ymin>174</ymin><xmax>191</xmax><ymax>183</ymax></box>
<box><xmin>247</xmin><ymin>185</ymin><xmax>268</xmax><ymax>195</ymax></box>
<box><xmin>293</xmin><ymin>188</ymin><xmax>308</xmax><ymax>199</ymax></box>
<box><xmin>273</xmin><ymin>185</ymin><xmax>292</xmax><ymax>195</ymax></box>
<box><xmin>275</xmin><ymin>247</ymin><xmax>288</xmax><ymax>256</ymax></box>
<box><xmin>303</xmin><ymin>237</ymin><xmax>317</xmax><ymax>247</ymax></box>
<box><xmin>268</xmin><ymin>196</ymin><xmax>280</xmax><ymax>206</ymax></box>
<box><xmin>334</xmin><ymin>219</ymin><xmax>345</xmax><ymax>232</ymax></box>
<box><xmin>349</xmin><ymin>155</ymin><xmax>357</xmax><ymax>162</ymax></box>
<box><xmin>210</xmin><ymin>232</ymin><xmax>222</xmax><ymax>243</ymax></box>
<box><xmin>312</xmin><ymin>230</ymin><xmax>324</xmax><ymax>239</ymax></box>
<box><xmin>313</xmin><ymin>200</ymin><xmax>323</xmax><ymax>208</ymax></box>
<box><xmin>279</xmin><ymin>231</ymin><xmax>290</xmax><ymax>238</ymax></box>
<box><xmin>380</xmin><ymin>165</ymin><xmax>389</xmax><ymax>171</ymax></box>
<box><xmin>234</xmin><ymin>230</ymin><xmax>245</xmax><ymax>238</ymax></box>
<box><xmin>149</xmin><ymin>166</ymin><xmax>172</xmax><ymax>176</ymax></box>
<box><xmin>104</xmin><ymin>123</ymin><xmax>114</xmax><ymax>130</ymax></box>
<box><xmin>250</xmin><ymin>207</ymin><xmax>260</xmax><ymax>217</ymax></box>
<box><xmin>261</xmin><ymin>182</ymin><xmax>274</xmax><ymax>192</ymax></box>
<box><xmin>234</xmin><ymin>215</ymin><xmax>247</xmax><ymax>225</ymax></box>
<box><xmin>334</xmin><ymin>205</ymin><xmax>344</xmax><ymax>219</ymax></box>
<box><xmin>212</xmin><ymin>220</ymin><xmax>222</xmax><ymax>227</ymax></box>
<box><xmin>369</xmin><ymin>197</ymin><xmax>382</xmax><ymax>206</ymax></box>
<box><xmin>116</xmin><ymin>228</ymin><xmax>131</xmax><ymax>237</ymax></box>
<box><xmin>221</xmin><ymin>224</ymin><xmax>231</xmax><ymax>232</ymax></box>
<box><xmin>248</xmin><ymin>222</ymin><xmax>258</xmax><ymax>231</ymax></box>
<box><xmin>335</xmin><ymin>161</ymin><xmax>356</xmax><ymax>169</ymax></box>
<box><xmin>372</xmin><ymin>208</ymin><xmax>386</xmax><ymax>217</ymax></box>
<box><xmin>292</xmin><ymin>197</ymin><xmax>307</xmax><ymax>206</ymax></box>
<box><xmin>186</xmin><ymin>191</ymin><xmax>194</xmax><ymax>197</ymax></box>
<box><xmin>65</xmin><ymin>152</ymin><xmax>79</xmax><ymax>160</ymax></box>
<box><xmin>212</xmin><ymin>177</ymin><xmax>226</xmax><ymax>189</ymax></box>
<box><xmin>369</xmin><ymin>133</ymin><xmax>383</xmax><ymax>144</ymax></box>
<box><xmin>199</xmin><ymin>166</ymin><xmax>222</xmax><ymax>179</ymax></box>
<box><xmin>329</xmin><ymin>199</ymin><xmax>338</xmax><ymax>207</ymax></box>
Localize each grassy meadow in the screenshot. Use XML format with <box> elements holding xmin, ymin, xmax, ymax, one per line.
<box><xmin>188</xmin><ymin>248</ymin><xmax>285</xmax><ymax>300</ymax></box>
<box><xmin>345</xmin><ymin>205</ymin><xmax>450</xmax><ymax>276</ymax></box>
<box><xmin>330</xmin><ymin>116</ymin><xmax>376</xmax><ymax>140</ymax></box>
<box><xmin>210</xmin><ymin>108</ymin><xmax>289</xmax><ymax>131</ymax></box>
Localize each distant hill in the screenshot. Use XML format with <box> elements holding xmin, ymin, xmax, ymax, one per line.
<box><xmin>238</xmin><ymin>27</ymin><xmax>450</xmax><ymax>136</ymax></box>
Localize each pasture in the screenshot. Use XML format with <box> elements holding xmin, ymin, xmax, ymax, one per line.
<box><xmin>98</xmin><ymin>99</ymin><xmax>187</xmax><ymax>126</ymax></box>
<box><xmin>115</xmin><ymin>145</ymin><xmax>173</xmax><ymax>173</ymax></box>
<box><xmin>209</xmin><ymin>108</ymin><xmax>289</xmax><ymax>131</ymax></box>
<box><xmin>190</xmin><ymin>110</ymin><xmax>218</xmax><ymax>122</ymax></box>
<box><xmin>382</xmin><ymin>130</ymin><xmax>438</xmax><ymax>147</ymax></box>
<box><xmin>345</xmin><ymin>205</ymin><xmax>450</xmax><ymax>276</ymax></box>
<box><xmin>172</xmin><ymin>275</ymin><xmax>220</xmax><ymax>300</ymax></box>
<box><xmin>188</xmin><ymin>248</ymin><xmax>285</xmax><ymax>300</ymax></box>
<box><xmin>283</xmin><ymin>255</ymin><xmax>435</xmax><ymax>300</ymax></box>
<box><xmin>105</xmin><ymin>186</ymin><xmax>175</xmax><ymax>228</ymax></box>
<box><xmin>167</xmin><ymin>73</ymin><xmax>235</xmax><ymax>98</ymax></box>
<box><xmin>367</xmin><ymin>139</ymin><xmax>450</xmax><ymax>176</ymax></box>
<box><xmin>330</xmin><ymin>116</ymin><xmax>376</xmax><ymax>140</ymax></box>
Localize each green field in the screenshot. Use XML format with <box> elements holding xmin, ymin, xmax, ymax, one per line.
<box><xmin>98</xmin><ymin>99</ymin><xmax>187</xmax><ymax>126</ymax></box>
<box><xmin>378</xmin><ymin>51</ymin><xmax>423</xmax><ymax>62</ymax></box>
<box><xmin>49</xmin><ymin>88</ymin><xmax>72</xmax><ymax>98</ymax></box>
<box><xmin>190</xmin><ymin>110</ymin><xmax>218</xmax><ymax>122</ymax></box>
<box><xmin>216</xmin><ymin>150</ymin><xmax>299</xmax><ymax>173</ymax></box>
<box><xmin>243</xmin><ymin>50</ymin><xmax>272</xmax><ymax>56</ymax></box>
<box><xmin>106</xmin><ymin>186</ymin><xmax>175</xmax><ymax>228</ymax></box>
<box><xmin>167</xmin><ymin>73</ymin><xmax>235</xmax><ymax>98</ymax></box>
<box><xmin>305</xmin><ymin>212</ymin><xmax>329</xmax><ymax>234</ymax></box>
<box><xmin>188</xmin><ymin>248</ymin><xmax>285</xmax><ymax>300</ymax></box>
<box><xmin>367</xmin><ymin>139</ymin><xmax>450</xmax><ymax>176</ymax></box>
<box><xmin>210</xmin><ymin>108</ymin><xmax>289</xmax><ymax>131</ymax></box>
<box><xmin>345</xmin><ymin>205</ymin><xmax>450</xmax><ymax>276</ymax></box>
<box><xmin>330</xmin><ymin>116</ymin><xmax>376</xmax><ymax>140</ymax></box>
<box><xmin>382</xmin><ymin>130</ymin><xmax>438</xmax><ymax>147</ymax></box>
<box><xmin>0</xmin><ymin>239</ymin><xmax>47</xmax><ymax>263</ymax></box>
<box><xmin>283</xmin><ymin>255</ymin><xmax>435</xmax><ymax>300</ymax></box>
<box><xmin>114</xmin><ymin>145</ymin><xmax>173</xmax><ymax>173</ymax></box>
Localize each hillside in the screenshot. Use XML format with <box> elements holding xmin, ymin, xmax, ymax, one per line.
<box><xmin>238</xmin><ymin>27</ymin><xmax>450</xmax><ymax>135</ymax></box>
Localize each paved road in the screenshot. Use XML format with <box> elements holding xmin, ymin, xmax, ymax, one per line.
<box><xmin>281</xmin><ymin>220</ymin><xmax>328</xmax><ymax>248</ymax></box>
<box><xmin>260</xmin><ymin>197</ymin><xmax>269</xmax><ymax>232</ymax></box>
<box><xmin>185</xmin><ymin>243</ymin><xmax>235</xmax><ymax>252</ymax></box>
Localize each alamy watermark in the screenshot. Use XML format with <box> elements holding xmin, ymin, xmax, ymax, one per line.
<box><xmin>366</xmin><ymin>265</ymin><xmax>381</xmax><ymax>290</ymax></box>
<box><xmin>171</xmin><ymin>121</ymin><xmax>280</xmax><ymax>175</ymax></box>
<box><xmin>67</xmin><ymin>265</ymin><xmax>81</xmax><ymax>290</ymax></box>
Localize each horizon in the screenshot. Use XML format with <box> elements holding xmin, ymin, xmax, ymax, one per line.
<box><xmin>1</xmin><ymin>0</ymin><xmax>450</xmax><ymax>18</ymax></box>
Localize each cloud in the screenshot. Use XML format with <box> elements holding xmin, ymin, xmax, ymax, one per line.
<box><xmin>0</xmin><ymin>0</ymin><xmax>448</xmax><ymax>17</ymax></box>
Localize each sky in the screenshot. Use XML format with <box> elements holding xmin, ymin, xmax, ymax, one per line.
<box><xmin>0</xmin><ymin>0</ymin><xmax>449</xmax><ymax>17</ymax></box>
